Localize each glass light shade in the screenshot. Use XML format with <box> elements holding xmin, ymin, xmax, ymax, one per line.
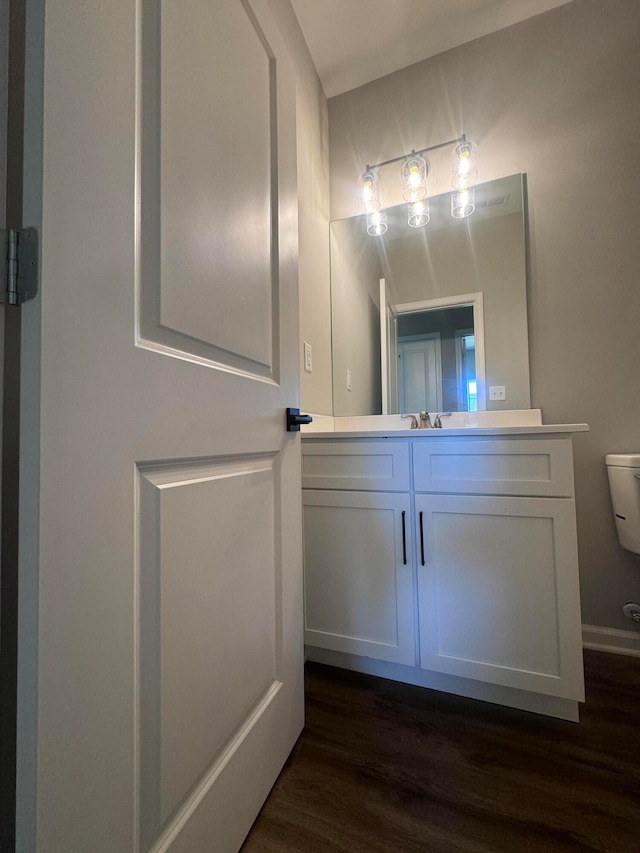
<box><xmin>451</xmin><ymin>139</ymin><xmax>478</xmax><ymax>189</ymax></box>
<box><xmin>408</xmin><ymin>199</ymin><xmax>430</xmax><ymax>228</ymax></box>
<box><xmin>451</xmin><ymin>187</ymin><xmax>475</xmax><ymax>218</ymax></box>
<box><xmin>367</xmin><ymin>210</ymin><xmax>388</xmax><ymax>236</ymax></box>
<box><xmin>361</xmin><ymin>169</ymin><xmax>380</xmax><ymax>213</ymax></box>
<box><xmin>402</xmin><ymin>155</ymin><xmax>428</xmax><ymax>201</ymax></box>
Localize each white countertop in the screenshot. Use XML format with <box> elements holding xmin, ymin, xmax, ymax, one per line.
<box><xmin>302</xmin><ymin>424</ymin><xmax>589</xmax><ymax>439</ymax></box>
<box><xmin>300</xmin><ymin>409</ymin><xmax>588</xmax><ymax>439</ymax></box>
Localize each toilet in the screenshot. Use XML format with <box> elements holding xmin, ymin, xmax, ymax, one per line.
<box><xmin>606</xmin><ymin>454</ymin><xmax>640</xmax><ymax>555</ymax></box>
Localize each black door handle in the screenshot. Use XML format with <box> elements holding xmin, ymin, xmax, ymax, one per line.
<box><xmin>419</xmin><ymin>511</ymin><xmax>425</xmax><ymax>566</ymax></box>
<box><xmin>286</xmin><ymin>407</ymin><xmax>313</xmax><ymax>431</ymax></box>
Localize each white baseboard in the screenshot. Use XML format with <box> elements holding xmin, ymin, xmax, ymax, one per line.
<box><xmin>583</xmin><ymin>624</ymin><xmax>640</xmax><ymax>657</ymax></box>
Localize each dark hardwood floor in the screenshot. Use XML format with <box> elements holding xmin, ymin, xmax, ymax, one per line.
<box><xmin>242</xmin><ymin>650</ymin><xmax>640</xmax><ymax>852</ymax></box>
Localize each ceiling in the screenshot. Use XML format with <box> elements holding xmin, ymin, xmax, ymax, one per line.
<box><xmin>290</xmin><ymin>0</ymin><xmax>576</xmax><ymax>98</ymax></box>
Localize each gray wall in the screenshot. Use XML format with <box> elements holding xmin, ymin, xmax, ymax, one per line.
<box><xmin>269</xmin><ymin>0</ymin><xmax>333</xmax><ymax>415</ymax></box>
<box><xmin>328</xmin><ymin>0</ymin><xmax>640</xmax><ymax>632</ymax></box>
<box><xmin>330</xmin><ymin>218</ymin><xmax>382</xmax><ymax>415</ymax></box>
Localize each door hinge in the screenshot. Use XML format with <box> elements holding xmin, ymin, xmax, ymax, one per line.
<box><xmin>1</xmin><ymin>227</ymin><xmax>39</xmax><ymax>305</ymax></box>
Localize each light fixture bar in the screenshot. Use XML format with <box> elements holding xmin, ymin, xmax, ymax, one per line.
<box><xmin>365</xmin><ymin>134</ymin><xmax>466</xmax><ymax>172</ymax></box>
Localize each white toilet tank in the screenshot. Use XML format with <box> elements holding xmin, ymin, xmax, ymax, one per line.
<box><xmin>606</xmin><ymin>454</ymin><xmax>640</xmax><ymax>554</ymax></box>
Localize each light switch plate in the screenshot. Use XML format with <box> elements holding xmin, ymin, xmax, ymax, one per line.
<box><xmin>346</xmin><ymin>369</ymin><xmax>352</xmax><ymax>391</ymax></box>
<box><xmin>303</xmin><ymin>341</ymin><xmax>312</xmax><ymax>373</ymax></box>
<box><xmin>489</xmin><ymin>385</ymin><xmax>506</xmax><ymax>401</ymax></box>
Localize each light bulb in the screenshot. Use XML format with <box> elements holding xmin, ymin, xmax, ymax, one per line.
<box><xmin>361</xmin><ymin>170</ymin><xmax>380</xmax><ymax>213</ymax></box>
<box><xmin>451</xmin><ymin>187</ymin><xmax>475</xmax><ymax>218</ymax></box>
<box><xmin>452</xmin><ymin>139</ymin><xmax>478</xmax><ymax>189</ymax></box>
<box><xmin>402</xmin><ymin>155</ymin><xmax>428</xmax><ymax>201</ymax></box>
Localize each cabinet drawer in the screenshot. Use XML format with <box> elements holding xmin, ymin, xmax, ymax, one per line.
<box><xmin>302</xmin><ymin>441</ymin><xmax>410</xmax><ymax>491</ymax></box>
<box><xmin>413</xmin><ymin>438</ymin><xmax>574</xmax><ymax>497</ymax></box>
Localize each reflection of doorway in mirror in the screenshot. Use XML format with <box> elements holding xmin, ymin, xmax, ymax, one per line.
<box><xmin>392</xmin><ymin>292</ymin><xmax>486</xmax><ymax>413</ymax></box>
<box><xmin>398</xmin><ymin>334</ymin><xmax>443</xmax><ymax>414</ymax></box>
<box><xmin>379</xmin><ymin>278</ymin><xmax>399</xmax><ymax>415</ymax></box>
<box><xmin>455</xmin><ymin>329</ymin><xmax>477</xmax><ymax>411</ymax></box>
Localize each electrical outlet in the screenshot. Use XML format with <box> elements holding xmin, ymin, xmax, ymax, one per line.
<box><xmin>346</xmin><ymin>369</ymin><xmax>352</xmax><ymax>391</ymax></box>
<box><xmin>489</xmin><ymin>385</ymin><xmax>506</xmax><ymax>401</ymax></box>
<box><xmin>303</xmin><ymin>341</ymin><xmax>312</xmax><ymax>373</ymax></box>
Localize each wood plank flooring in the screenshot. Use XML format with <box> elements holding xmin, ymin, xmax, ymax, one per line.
<box><xmin>242</xmin><ymin>650</ymin><xmax>640</xmax><ymax>852</ymax></box>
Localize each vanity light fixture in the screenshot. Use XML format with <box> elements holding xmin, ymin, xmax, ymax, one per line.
<box><xmin>361</xmin><ymin>170</ymin><xmax>386</xmax><ymax>234</ymax></box>
<box><xmin>360</xmin><ymin>169</ymin><xmax>380</xmax><ymax>213</ymax></box>
<box><xmin>360</xmin><ymin>133</ymin><xmax>478</xmax><ymax>234</ymax></box>
<box><xmin>401</xmin><ymin>154</ymin><xmax>428</xmax><ymax>201</ymax></box>
<box><xmin>451</xmin><ymin>137</ymin><xmax>478</xmax><ymax>190</ymax></box>
<box><xmin>402</xmin><ymin>154</ymin><xmax>429</xmax><ymax>228</ymax></box>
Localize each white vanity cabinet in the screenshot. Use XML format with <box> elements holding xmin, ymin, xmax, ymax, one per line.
<box><xmin>302</xmin><ymin>441</ymin><xmax>415</xmax><ymax>665</ymax></box>
<box><xmin>413</xmin><ymin>438</ymin><xmax>584</xmax><ymax>700</ymax></box>
<box><xmin>303</xmin><ymin>490</ymin><xmax>415</xmax><ymax>665</ymax></box>
<box><xmin>302</xmin><ymin>431</ymin><xmax>586</xmax><ymax>720</ymax></box>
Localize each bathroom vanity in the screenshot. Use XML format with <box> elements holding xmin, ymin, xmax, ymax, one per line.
<box><xmin>301</xmin><ymin>418</ymin><xmax>588</xmax><ymax>721</ymax></box>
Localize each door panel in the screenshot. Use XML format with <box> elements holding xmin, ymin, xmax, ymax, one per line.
<box><xmin>138</xmin><ymin>0</ymin><xmax>278</xmax><ymax>379</ymax></box>
<box><xmin>159</xmin><ymin>0</ymin><xmax>272</xmax><ymax>366</ymax></box>
<box><xmin>31</xmin><ymin>1</ymin><xmax>303</xmax><ymax>851</ymax></box>
<box><xmin>138</xmin><ymin>457</ymin><xmax>279</xmax><ymax>846</ymax></box>
<box><xmin>398</xmin><ymin>336</ymin><xmax>442</xmax><ymax>413</ymax></box>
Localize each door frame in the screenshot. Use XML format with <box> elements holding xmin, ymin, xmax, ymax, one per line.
<box><xmin>455</xmin><ymin>327</ymin><xmax>475</xmax><ymax>411</ymax></box>
<box><xmin>1</xmin><ymin>0</ymin><xmax>26</xmax><ymax>846</ymax></box>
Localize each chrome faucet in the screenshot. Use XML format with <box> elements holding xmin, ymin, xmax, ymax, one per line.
<box><xmin>402</xmin><ymin>411</ymin><xmax>441</xmax><ymax>429</ymax></box>
<box><xmin>401</xmin><ymin>413</ymin><xmax>419</xmax><ymax>429</ymax></box>
<box><xmin>433</xmin><ymin>412</ymin><xmax>452</xmax><ymax>428</ymax></box>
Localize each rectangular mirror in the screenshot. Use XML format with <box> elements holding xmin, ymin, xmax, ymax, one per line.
<box><xmin>330</xmin><ymin>174</ymin><xmax>530</xmax><ymax>416</ymax></box>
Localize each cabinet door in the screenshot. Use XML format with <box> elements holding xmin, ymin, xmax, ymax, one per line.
<box><xmin>303</xmin><ymin>491</ymin><xmax>415</xmax><ymax>665</ymax></box>
<box><xmin>415</xmin><ymin>495</ymin><xmax>584</xmax><ymax>700</ymax></box>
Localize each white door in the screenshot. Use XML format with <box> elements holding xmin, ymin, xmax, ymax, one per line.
<box><xmin>398</xmin><ymin>335</ymin><xmax>443</xmax><ymax>414</ymax></box>
<box><xmin>21</xmin><ymin>1</ymin><xmax>304</xmax><ymax>851</ymax></box>
<box><xmin>379</xmin><ymin>278</ymin><xmax>398</xmax><ymax>414</ymax></box>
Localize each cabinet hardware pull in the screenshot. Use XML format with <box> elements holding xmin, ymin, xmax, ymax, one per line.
<box><xmin>419</xmin><ymin>511</ymin><xmax>425</xmax><ymax>566</ymax></box>
<box><xmin>401</xmin><ymin>511</ymin><xmax>407</xmax><ymax>565</ymax></box>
